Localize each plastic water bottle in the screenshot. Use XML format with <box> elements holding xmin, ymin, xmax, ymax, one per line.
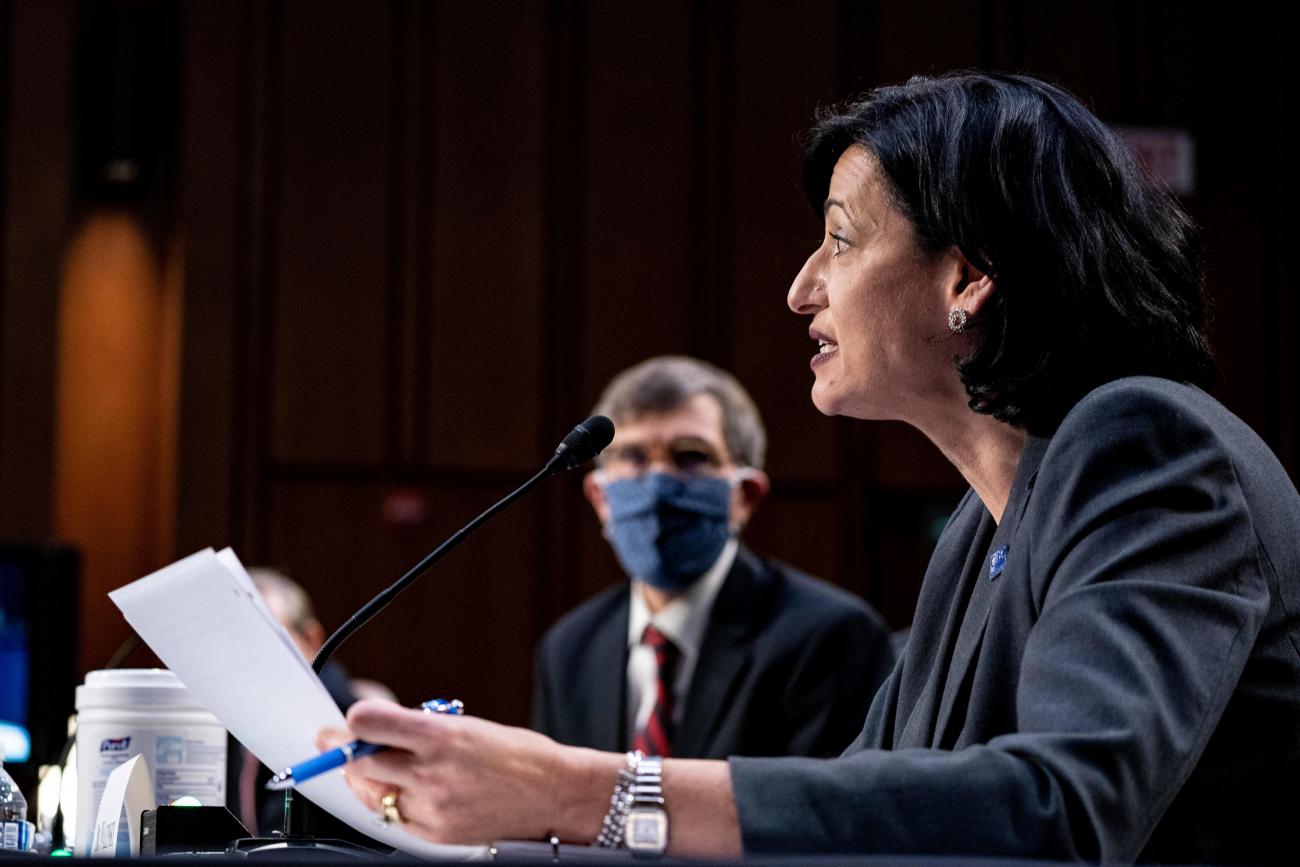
<box><xmin>0</xmin><ymin>747</ymin><xmax>33</xmax><ymax>851</ymax></box>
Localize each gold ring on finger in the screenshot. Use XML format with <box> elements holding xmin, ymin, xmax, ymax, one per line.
<box><xmin>380</xmin><ymin>788</ymin><xmax>405</xmax><ymax>826</ymax></box>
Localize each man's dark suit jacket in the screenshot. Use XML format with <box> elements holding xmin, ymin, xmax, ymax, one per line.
<box><xmin>533</xmin><ymin>546</ymin><xmax>895</xmax><ymax>759</ymax></box>
<box><xmin>732</xmin><ymin>378</ymin><xmax>1300</xmax><ymax>863</ymax></box>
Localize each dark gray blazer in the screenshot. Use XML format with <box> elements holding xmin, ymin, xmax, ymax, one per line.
<box><xmin>532</xmin><ymin>546</ymin><xmax>895</xmax><ymax>759</ymax></box>
<box><xmin>732</xmin><ymin>378</ymin><xmax>1300</xmax><ymax>863</ymax></box>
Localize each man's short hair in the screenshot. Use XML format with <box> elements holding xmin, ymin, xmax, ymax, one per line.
<box><xmin>592</xmin><ymin>356</ymin><xmax>767</xmax><ymax>470</ymax></box>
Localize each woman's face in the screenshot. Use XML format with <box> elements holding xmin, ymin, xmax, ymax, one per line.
<box><xmin>788</xmin><ymin>145</ymin><xmax>963</xmax><ymax>422</ymax></box>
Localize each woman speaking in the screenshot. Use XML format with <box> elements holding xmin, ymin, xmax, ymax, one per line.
<box><xmin>320</xmin><ymin>72</ymin><xmax>1299</xmax><ymax>863</ymax></box>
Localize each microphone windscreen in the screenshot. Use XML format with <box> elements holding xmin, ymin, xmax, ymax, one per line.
<box><xmin>564</xmin><ymin>415</ymin><xmax>615</xmax><ymax>463</ymax></box>
<box><xmin>543</xmin><ymin>415</ymin><xmax>613</xmax><ymax>470</ymax></box>
<box><xmin>546</xmin><ymin>415</ymin><xmax>615</xmax><ymax>472</ymax></box>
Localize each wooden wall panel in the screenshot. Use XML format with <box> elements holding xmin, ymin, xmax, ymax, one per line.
<box><xmin>18</xmin><ymin>0</ymin><xmax>1282</xmax><ymax>720</ymax></box>
<box><xmin>730</xmin><ymin>2</ymin><xmax>841</xmax><ymax>485</ymax></box>
<box><xmin>746</xmin><ymin>498</ymin><xmax>840</xmax><ymax>589</ymax></box>
<box><xmin>268</xmin><ymin>478</ymin><xmax>541</xmax><ymax>726</ymax></box>
<box><xmin>0</xmin><ymin>0</ymin><xmax>73</xmax><ymax>540</ymax></box>
<box><xmin>568</xmin><ymin>487</ymin><xmax>625</xmax><ymax>608</ymax></box>
<box><xmin>175</xmin><ymin>0</ymin><xmax>242</xmax><ymax>555</ymax></box>
<box><xmin>1242</xmin><ymin>1</ymin><xmax>1299</xmax><ymax>469</ymax></box>
<box><xmin>7</xmin><ymin>0</ymin><xmax>1300</xmax><ymax>732</ymax></box>
<box><xmin>426</xmin><ymin>1</ymin><xmax>546</xmax><ymax>472</ymax></box>
<box><xmin>579</xmin><ymin>3</ymin><xmax>695</xmax><ymax>402</ymax></box>
<box><xmin>869</xmin><ymin>422</ymin><xmax>961</xmax><ymax>489</ymax></box>
<box><xmin>864</xmin><ymin>486</ymin><xmax>963</xmax><ymax>628</ymax></box>
<box><xmin>55</xmin><ymin>214</ymin><xmax>181</xmax><ymax>675</ymax></box>
<box><xmin>871</xmin><ymin>0</ymin><xmax>982</xmax><ymax>80</ymax></box>
<box><xmin>1019</xmin><ymin>2</ymin><xmax>1131</xmax><ymax>115</ymax></box>
<box><xmin>1155</xmin><ymin>7</ymin><xmax>1294</xmax><ymax>463</ymax></box>
<box><xmin>270</xmin><ymin>1</ymin><xmax>396</xmax><ymax>464</ymax></box>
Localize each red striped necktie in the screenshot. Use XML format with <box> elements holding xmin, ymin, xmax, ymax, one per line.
<box><xmin>632</xmin><ymin>624</ymin><xmax>681</xmax><ymax>757</ymax></box>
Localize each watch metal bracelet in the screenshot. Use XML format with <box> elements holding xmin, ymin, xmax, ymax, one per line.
<box><xmin>624</xmin><ymin>755</ymin><xmax>668</xmax><ymax>858</ymax></box>
<box><xmin>594</xmin><ymin>750</ymin><xmax>642</xmax><ymax>848</ymax></box>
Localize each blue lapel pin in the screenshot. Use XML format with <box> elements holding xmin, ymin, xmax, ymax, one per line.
<box><xmin>989</xmin><ymin>544</ymin><xmax>1008</xmax><ymax>580</ymax></box>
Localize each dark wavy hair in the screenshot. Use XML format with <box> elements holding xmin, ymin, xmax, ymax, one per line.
<box><xmin>802</xmin><ymin>71</ymin><xmax>1215</xmax><ymax>432</ymax></box>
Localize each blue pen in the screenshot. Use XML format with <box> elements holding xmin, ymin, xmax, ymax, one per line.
<box><xmin>265</xmin><ymin>698</ymin><xmax>463</xmax><ymax>791</ymax></box>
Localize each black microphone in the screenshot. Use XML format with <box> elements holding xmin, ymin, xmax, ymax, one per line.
<box><xmin>273</xmin><ymin>417</ymin><xmax>614</xmax><ymax>845</ymax></box>
<box><xmin>545</xmin><ymin>414</ymin><xmax>616</xmax><ymax>473</ymax></box>
<box><xmin>311</xmin><ymin>415</ymin><xmax>614</xmax><ymax>672</ymax></box>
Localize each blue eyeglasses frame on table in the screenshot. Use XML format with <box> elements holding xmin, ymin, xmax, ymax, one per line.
<box><xmin>265</xmin><ymin>698</ymin><xmax>464</xmax><ymax>791</ymax></box>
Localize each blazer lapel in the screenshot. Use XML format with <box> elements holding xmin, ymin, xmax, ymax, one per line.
<box><xmin>931</xmin><ymin>434</ymin><xmax>1050</xmax><ymax>745</ymax></box>
<box><xmin>674</xmin><ymin>550</ymin><xmax>764</xmax><ymax>757</ymax></box>
<box><xmin>895</xmin><ymin>502</ymin><xmax>996</xmax><ymax>748</ymax></box>
<box><xmin>583</xmin><ymin>598</ymin><xmax>630</xmax><ymax>752</ymax></box>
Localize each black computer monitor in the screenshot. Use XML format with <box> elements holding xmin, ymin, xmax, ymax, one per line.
<box><xmin>0</xmin><ymin>543</ymin><xmax>79</xmax><ymax>787</ymax></box>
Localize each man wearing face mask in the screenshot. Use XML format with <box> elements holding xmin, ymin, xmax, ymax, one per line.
<box><xmin>532</xmin><ymin>356</ymin><xmax>895</xmax><ymax>760</ymax></box>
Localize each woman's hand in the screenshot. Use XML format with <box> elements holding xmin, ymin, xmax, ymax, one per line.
<box><xmin>318</xmin><ymin>699</ymin><xmax>742</xmax><ymax>856</ymax></box>
<box><xmin>316</xmin><ymin>699</ymin><xmax>617</xmax><ymax>845</ymax></box>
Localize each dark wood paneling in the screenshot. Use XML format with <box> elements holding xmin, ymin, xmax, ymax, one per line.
<box><xmin>870</xmin><ymin>422</ymin><xmax>962</xmax><ymax>489</ymax></box>
<box><xmin>746</xmin><ymin>497</ymin><xmax>840</xmax><ymax>589</ymax></box>
<box><xmin>873</xmin><ymin>0</ymin><xmax>983</xmax><ymax>81</ymax></box>
<box><xmin>684</xmin><ymin>0</ymin><xmax>736</xmax><ymax>365</ymax></box>
<box><xmin>0</xmin><ymin>0</ymin><xmax>73</xmax><ymax>540</ymax></box>
<box><xmin>426</xmin><ymin>0</ymin><xmax>546</xmax><ymax>472</ymax></box>
<box><xmin>1159</xmin><ymin>7</ymin><xmax>1294</xmax><ymax>466</ymax></box>
<box><xmin>1019</xmin><ymin>2</ymin><xmax>1131</xmax><ymax>115</ymax></box>
<box><xmin>16</xmin><ymin>0</ymin><xmax>1281</xmax><ymax>723</ymax></box>
<box><xmin>268</xmin><ymin>477</ymin><xmax>541</xmax><ymax>726</ymax></box>
<box><xmin>865</xmin><ymin>486</ymin><xmax>964</xmax><ymax>629</ymax></box>
<box><xmin>579</xmin><ymin>3</ymin><xmax>696</xmax><ymax>401</ymax></box>
<box><xmin>564</xmin><ymin>478</ymin><xmax>624</xmax><ymax>608</ymax></box>
<box><xmin>56</xmin><ymin>213</ymin><xmax>180</xmax><ymax>677</ymax></box>
<box><xmin>388</xmin><ymin>0</ymin><xmax>428</xmax><ymax>466</ymax></box>
<box><xmin>176</xmin><ymin>0</ymin><xmax>242</xmax><ymax>554</ymax></box>
<box><xmin>534</xmin><ymin>0</ymin><xmax>594</xmax><ymax>628</ymax></box>
<box><xmin>730</xmin><ymin>1</ymin><xmax>841</xmax><ymax>485</ymax></box>
<box><xmin>270</xmin><ymin>1</ymin><xmax>396</xmax><ymax>464</ymax></box>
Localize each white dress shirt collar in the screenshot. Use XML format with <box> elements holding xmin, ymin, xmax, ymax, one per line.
<box><xmin>625</xmin><ymin>537</ymin><xmax>738</xmax><ymax>738</ymax></box>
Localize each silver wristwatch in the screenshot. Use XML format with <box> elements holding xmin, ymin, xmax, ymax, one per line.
<box><xmin>623</xmin><ymin>755</ymin><xmax>667</xmax><ymax>858</ymax></box>
<box><xmin>594</xmin><ymin>752</ymin><xmax>638</xmax><ymax>849</ymax></box>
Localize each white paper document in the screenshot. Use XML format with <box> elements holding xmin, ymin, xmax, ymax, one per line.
<box><xmin>108</xmin><ymin>548</ymin><xmax>487</xmax><ymax>860</ymax></box>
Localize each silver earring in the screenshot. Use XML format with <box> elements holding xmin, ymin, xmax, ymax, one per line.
<box><xmin>947</xmin><ymin>307</ymin><xmax>969</xmax><ymax>333</ymax></box>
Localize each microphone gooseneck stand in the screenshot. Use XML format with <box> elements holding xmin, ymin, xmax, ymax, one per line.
<box><xmin>230</xmin><ymin>416</ymin><xmax>616</xmax><ymax>859</ymax></box>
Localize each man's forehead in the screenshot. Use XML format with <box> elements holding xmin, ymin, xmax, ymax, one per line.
<box><xmin>611</xmin><ymin>393</ymin><xmax>726</xmax><ymax>446</ymax></box>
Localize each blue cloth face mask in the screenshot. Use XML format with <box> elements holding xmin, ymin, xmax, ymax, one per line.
<box><xmin>601</xmin><ymin>472</ymin><xmax>735</xmax><ymax>591</ymax></box>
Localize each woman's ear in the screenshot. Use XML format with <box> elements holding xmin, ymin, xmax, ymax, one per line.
<box><xmin>948</xmin><ymin>246</ymin><xmax>996</xmax><ymax>317</ymax></box>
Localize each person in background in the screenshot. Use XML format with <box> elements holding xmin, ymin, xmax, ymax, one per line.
<box><xmin>533</xmin><ymin>356</ymin><xmax>894</xmax><ymax>759</ymax></box>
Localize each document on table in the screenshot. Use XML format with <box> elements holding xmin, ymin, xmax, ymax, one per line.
<box><xmin>108</xmin><ymin>548</ymin><xmax>488</xmax><ymax>861</ymax></box>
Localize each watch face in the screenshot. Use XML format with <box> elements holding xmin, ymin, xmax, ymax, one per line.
<box><xmin>625</xmin><ymin>808</ymin><xmax>668</xmax><ymax>856</ymax></box>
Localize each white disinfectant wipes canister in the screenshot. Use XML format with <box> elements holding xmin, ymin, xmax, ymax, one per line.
<box><xmin>74</xmin><ymin>669</ymin><xmax>227</xmax><ymax>853</ymax></box>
